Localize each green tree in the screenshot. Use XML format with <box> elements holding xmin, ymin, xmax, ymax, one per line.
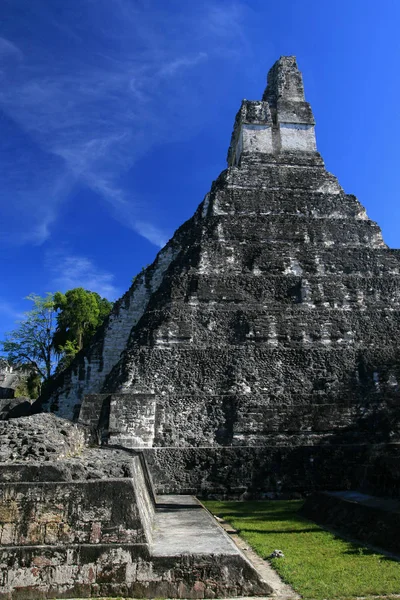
<box><xmin>54</xmin><ymin>339</ymin><xmax>80</xmax><ymax>374</ymax></box>
<box><xmin>53</xmin><ymin>288</ymin><xmax>113</xmax><ymax>368</ymax></box>
<box><xmin>14</xmin><ymin>369</ymin><xmax>42</xmax><ymax>399</ymax></box>
<box><xmin>1</xmin><ymin>293</ymin><xmax>57</xmax><ymax>384</ymax></box>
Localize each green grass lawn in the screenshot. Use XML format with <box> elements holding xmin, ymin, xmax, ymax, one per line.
<box><xmin>203</xmin><ymin>500</ymin><xmax>400</xmax><ymax>600</ymax></box>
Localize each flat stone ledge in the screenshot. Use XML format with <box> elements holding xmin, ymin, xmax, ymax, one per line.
<box><xmin>301</xmin><ymin>490</ymin><xmax>400</xmax><ymax>554</ymax></box>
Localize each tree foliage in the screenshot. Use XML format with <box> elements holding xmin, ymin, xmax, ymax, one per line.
<box><xmin>1</xmin><ymin>288</ymin><xmax>113</xmax><ymax>387</ymax></box>
<box><xmin>14</xmin><ymin>369</ymin><xmax>42</xmax><ymax>399</ymax></box>
<box><xmin>1</xmin><ymin>293</ymin><xmax>57</xmax><ymax>383</ymax></box>
<box><xmin>53</xmin><ymin>288</ymin><xmax>113</xmax><ymax>370</ymax></box>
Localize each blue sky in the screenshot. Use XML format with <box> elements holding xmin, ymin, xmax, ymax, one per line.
<box><xmin>1</xmin><ymin>0</ymin><xmax>400</xmax><ymax>341</ymax></box>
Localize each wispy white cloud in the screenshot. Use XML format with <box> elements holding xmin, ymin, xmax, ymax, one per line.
<box><xmin>47</xmin><ymin>253</ymin><xmax>120</xmax><ymax>300</ymax></box>
<box><xmin>1</xmin><ymin>216</ymin><xmax>53</xmax><ymax>247</ymax></box>
<box><xmin>0</xmin><ymin>167</ymin><xmax>74</xmax><ymax>247</ymax></box>
<box><xmin>159</xmin><ymin>52</ymin><xmax>208</xmax><ymax>77</ymax></box>
<box><xmin>13</xmin><ymin>220</ymin><xmax>53</xmax><ymax>247</ymax></box>
<box><xmin>134</xmin><ymin>221</ymin><xmax>169</xmax><ymax>248</ymax></box>
<box><xmin>85</xmin><ymin>175</ymin><xmax>169</xmax><ymax>246</ymax></box>
<box><xmin>0</xmin><ymin>1</ymin><xmax>248</xmax><ymax>247</ymax></box>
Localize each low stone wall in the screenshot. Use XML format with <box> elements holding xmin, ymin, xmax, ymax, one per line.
<box><xmin>0</xmin><ymin>544</ymin><xmax>269</xmax><ymax>599</ymax></box>
<box><xmin>357</xmin><ymin>444</ymin><xmax>400</xmax><ymax>498</ymax></box>
<box><xmin>0</xmin><ymin>450</ymin><xmax>270</xmax><ymax>599</ymax></box>
<box><xmin>0</xmin><ymin>478</ymin><xmax>147</xmax><ymax>547</ymax></box>
<box><xmin>144</xmin><ymin>444</ymin><xmax>397</xmax><ymax>497</ymax></box>
<box><xmin>0</xmin><ymin>446</ymin><xmax>271</xmax><ymax>599</ymax></box>
<box><xmin>301</xmin><ymin>491</ymin><xmax>400</xmax><ymax>553</ymax></box>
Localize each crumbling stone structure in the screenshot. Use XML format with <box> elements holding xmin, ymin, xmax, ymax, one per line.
<box><xmin>0</xmin><ymin>360</ymin><xmax>30</xmax><ymax>401</ymax></box>
<box><xmin>0</xmin><ymin>360</ymin><xmax>36</xmax><ymax>420</ymax></box>
<box><xmin>0</xmin><ymin>415</ymin><xmax>270</xmax><ymax>598</ymax></box>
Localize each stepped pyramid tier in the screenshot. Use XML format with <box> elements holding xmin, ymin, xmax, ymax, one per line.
<box><xmin>40</xmin><ymin>56</ymin><xmax>400</xmax><ymax>495</ymax></box>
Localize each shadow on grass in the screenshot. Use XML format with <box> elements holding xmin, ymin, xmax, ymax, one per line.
<box><xmin>210</xmin><ymin>501</ymin><xmax>304</xmax><ymax>516</ymax></box>
<box><xmin>217</xmin><ymin>514</ymin><xmax>314</xmax><ymax>527</ymax></box>
<box><xmin>342</xmin><ymin>546</ymin><xmax>400</xmax><ymax>563</ymax></box>
<box><xmin>236</xmin><ymin>527</ymin><xmax>321</xmax><ymax>534</ymax></box>
<box><xmin>209</xmin><ymin>500</ymin><xmax>303</xmax><ymax>510</ymax></box>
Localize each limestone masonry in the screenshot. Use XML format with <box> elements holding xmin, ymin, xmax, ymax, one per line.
<box><xmin>40</xmin><ymin>55</ymin><xmax>400</xmax><ymax>495</ymax></box>
<box><xmin>2</xmin><ymin>56</ymin><xmax>400</xmax><ymax>598</ymax></box>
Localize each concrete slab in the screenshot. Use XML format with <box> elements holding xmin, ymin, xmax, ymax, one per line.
<box><xmin>151</xmin><ymin>495</ymin><xmax>298</xmax><ymax>598</ymax></box>
<box><xmin>153</xmin><ymin>495</ymin><xmax>241</xmax><ymax>556</ymax></box>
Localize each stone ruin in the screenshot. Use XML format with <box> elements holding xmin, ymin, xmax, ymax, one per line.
<box><xmin>0</xmin><ymin>414</ymin><xmax>271</xmax><ymax>598</ymax></box>
<box><xmin>0</xmin><ymin>360</ymin><xmax>31</xmax><ymax>401</ymax></box>
<box><xmin>1</xmin><ymin>55</ymin><xmax>400</xmax><ymax>598</ymax></box>
<box><xmin>0</xmin><ymin>360</ymin><xmax>35</xmax><ymax>421</ymax></box>
<box><xmin>0</xmin><ymin>359</ymin><xmax>16</xmax><ymax>400</ymax></box>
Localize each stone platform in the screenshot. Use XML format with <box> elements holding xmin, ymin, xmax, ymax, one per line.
<box><xmin>0</xmin><ymin>418</ymin><xmax>271</xmax><ymax>598</ymax></box>
<box><xmin>301</xmin><ymin>490</ymin><xmax>400</xmax><ymax>553</ymax></box>
<box><xmin>0</xmin><ymin>497</ymin><xmax>271</xmax><ymax>599</ymax></box>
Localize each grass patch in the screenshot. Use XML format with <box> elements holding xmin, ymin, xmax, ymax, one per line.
<box><xmin>203</xmin><ymin>500</ymin><xmax>400</xmax><ymax>599</ymax></box>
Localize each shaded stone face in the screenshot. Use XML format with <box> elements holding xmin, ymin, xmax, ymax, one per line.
<box><xmin>41</xmin><ymin>57</ymin><xmax>400</xmax><ymax>473</ymax></box>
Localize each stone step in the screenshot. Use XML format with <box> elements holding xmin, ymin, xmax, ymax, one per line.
<box><xmin>152</xmin><ymin>495</ymin><xmax>238</xmax><ymax>556</ymax></box>
<box><xmin>143</xmin><ymin>445</ymin><xmax>395</xmax><ymax>496</ymax></box>
<box><xmin>226</xmin><ymin>162</ymin><xmax>340</xmax><ymax>192</ymax></box>
<box><xmin>151</xmin><ymin>494</ymin><xmax>272</xmax><ymax>595</ymax></box>
<box><xmin>131</xmin><ymin>305</ymin><xmax>400</xmax><ymax>348</ymax></box>
<box><xmin>162</xmin><ymin>272</ymin><xmax>400</xmax><ymax>308</ymax></box>
<box><xmin>167</xmin><ymin>244</ymin><xmax>400</xmax><ymax>276</ymax></box>
<box><xmin>211</xmin><ymin>188</ymin><xmax>365</xmax><ymax>219</ymax></box>
<box><xmin>203</xmin><ymin>214</ymin><xmax>383</xmax><ymax>247</ymax></box>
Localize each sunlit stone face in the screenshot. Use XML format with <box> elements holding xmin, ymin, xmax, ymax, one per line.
<box><xmin>279</xmin><ymin>123</ymin><xmax>316</xmax><ymax>152</ymax></box>
<box><xmin>241</xmin><ymin>123</ymin><xmax>273</xmax><ymax>154</ymax></box>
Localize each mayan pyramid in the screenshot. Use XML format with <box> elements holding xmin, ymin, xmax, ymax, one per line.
<box><xmin>41</xmin><ymin>56</ymin><xmax>400</xmax><ymax>495</ymax></box>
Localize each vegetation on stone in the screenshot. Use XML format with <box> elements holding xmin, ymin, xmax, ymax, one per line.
<box><xmin>1</xmin><ymin>293</ymin><xmax>57</xmax><ymax>386</ymax></box>
<box><xmin>1</xmin><ymin>288</ymin><xmax>113</xmax><ymax>396</ymax></box>
<box><xmin>204</xmin><ymin>500</ymin><xmax>400</xmax><ymax>599</ymax></box>
<box><xmin>53</xmin><ymin>287</ymin><xmax>112</xmax><ymax>372</ymax></box>
<box><xmin>12</xmin><ymin>367</ymin><xmax>42</xmax><ymax>399</ymax></box>
<box><xmin>0</xmin><ymin>358</ymin><xmax>41</xmax><ymax>400</ymax></box>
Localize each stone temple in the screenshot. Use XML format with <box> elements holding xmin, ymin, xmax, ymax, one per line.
<box><xmin>42</xmin><ymin>54</ymin><xmax>400</xmax><ymax>495</ymax></box>
<box><xmin>1</xmin><ymin>56</ymin><xmax>400</xmax><ymax>598</ymax></box>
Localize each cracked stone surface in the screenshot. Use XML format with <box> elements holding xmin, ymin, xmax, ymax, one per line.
<box><xmin>0</xmin><ymin>414</ymin><xmax>87</xmax><ymax>463</ymax></box>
